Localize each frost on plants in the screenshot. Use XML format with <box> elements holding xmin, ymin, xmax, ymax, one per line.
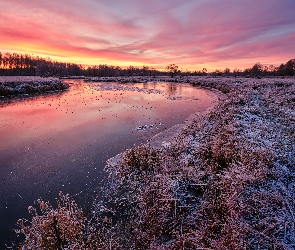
<box><xmin>92</xmin><ymin>77</ymin><xmax>295</xmax><ymax>249</ymax></box>
<box><xmin>16</xmin><ymin>192</ymin><xmax>87</xmax><ymax>250</ymax></box>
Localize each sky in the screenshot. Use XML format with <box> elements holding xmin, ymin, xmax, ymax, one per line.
<box><xmin>0</xmin><ymin>0</ymin><xmax>294</xmax><ymax>71</ymax></box>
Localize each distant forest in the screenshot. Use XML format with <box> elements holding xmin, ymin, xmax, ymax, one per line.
<box><xmin>0</xmin><ymin>52</ymin><xmax>294</xmax><ymax>77</ymax></box>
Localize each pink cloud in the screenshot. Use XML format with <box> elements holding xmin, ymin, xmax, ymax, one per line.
<box><xmin>0</xmin><ymin>0</ymin><xmax>294</xmax><ymax>70</ymax></box>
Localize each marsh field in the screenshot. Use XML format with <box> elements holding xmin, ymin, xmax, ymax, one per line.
<box><xmin>0</xmin><ymin>76</ymin><xmax>294</xmax><ymax>249</ymax></box>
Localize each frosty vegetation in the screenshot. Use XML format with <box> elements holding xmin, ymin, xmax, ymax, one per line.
<box><xmin>0</xmin><ymin>76</ymin><xmax>69</xmax><ymax>97</ymax></box>
<box><xmin>14</xmin><ymin>76</ymin><xmax>295</xmax><ymax>249</ymax></box>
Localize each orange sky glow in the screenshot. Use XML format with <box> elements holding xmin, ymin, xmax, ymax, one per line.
<box><xmin>0</xmin><ymin>0</ymin><xmax>294</xmax><ymax>71</ymax></box>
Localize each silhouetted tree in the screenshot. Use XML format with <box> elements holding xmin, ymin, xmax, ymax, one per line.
<box><xmin>165</xmin><ymin>64</ymin><xmax>178</xmax><ymax>78</ymax></box>
<box><xmin>233</xmin><ymin>68</ymin><xmax>241</xmax><ymax>78</ymax></box>
<box><xmin>223</xmin><ymin>68</ymin><xmax>231</xmax><ymax>76</ymax></box>
<box><xmin>142</xmin><ymin>65</ymin><xmax>149</xmax><ymax>76</ymax></box>
<box><xmin>268</xmin><ymin>65</ymin><xmax>275</xmax><ymax>75</ymax></box>
<box><xmin>276</xmin><ymin>63</ymin><xmax>286</xmax><ymax>76</ymax></box>
<box><xmin>202</xmin><ymin>68</ymin><xmax>207</xmax><ymax>76</ymax></box>
<box><xmin>251</xmin><ymin>63</ymin><xmax>263</xmax><ymax>76</ymax></box>
<box><xmin>285</xmin><ymin>59</ymin><xmax>295</xmax><ymax>76</ymax></box>
<box><xmin>213</xmin><ymin>69</ymin><xmax>222</xmax><ymax>76</ymax></box>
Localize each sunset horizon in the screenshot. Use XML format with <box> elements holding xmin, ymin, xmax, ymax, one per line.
<box><xmin>1</xmin><ymin>0</ymin><xmax>295</xmax><ymax>71</ymax></box>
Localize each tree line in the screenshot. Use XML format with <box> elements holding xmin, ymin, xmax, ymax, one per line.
<box><xmin>0</xmin><ymin>52</ymin><xmax>294</xmax><ymax>77</ymax></box>
<box><xmin>0</xmin><ymin>52</ymin><xmax>161</xmax><ymax>77</ymax></box>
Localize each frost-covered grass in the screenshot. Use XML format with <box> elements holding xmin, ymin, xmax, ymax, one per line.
<box><xmin>0</xmin><ymin>76</ymin><xmax>69</xmax><ymax>97</ymax></box>
<box><xmin>93</xmin><ymin>77</ymin><xmax>295</xmax><ymax>249</ymax></box>
<box><xmin>0</xmin><ymin>76</ymin><xmax>60</xmax><ymax>83</ymax></box>
<box><xmin>15</xmin><ymin>77</ymin><xmax>295</xmax><ymax>249</ymax></box>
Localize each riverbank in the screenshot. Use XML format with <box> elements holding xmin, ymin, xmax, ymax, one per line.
<box><xmin>0</xmin><ymin>76</ymin><xmax>69</xmax><ymax>97</ymax></box>
<box><xmin>93</xmin><ymin>77</ymin><xmax>295</xmax><ymax>249</ymax></box>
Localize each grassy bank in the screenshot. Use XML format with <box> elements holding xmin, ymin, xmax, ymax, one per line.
<box><xmin>0</xmin><ymin>76</ymin><xmax>69</xmax><ymax>97</ymax></box>
<box><xmin>93</xmin><ymin>77</ymin><xmax>295</xmax><ymax>249</ymax></box>
<box><xmin>15</xmin><ymin>77</ymin><xmax>295</xmax><ymax>249</ymax></box>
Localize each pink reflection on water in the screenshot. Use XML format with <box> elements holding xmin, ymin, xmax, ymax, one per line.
<box><xmin>0</xmin><ymin>80</ymin><xmax>216</xmax><ymax>150</ymax></box>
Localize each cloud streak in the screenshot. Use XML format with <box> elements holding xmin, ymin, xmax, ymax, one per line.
<box><xmin>0</xmin><ymin>0</ymin><xmax>294</xmax><ymax>70</ymax></box>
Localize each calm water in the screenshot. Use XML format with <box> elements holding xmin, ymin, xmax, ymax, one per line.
<box><xmin>0</xmin><ymin>79</ymin><xmax>216</xmax><ymax>246</ymax></box>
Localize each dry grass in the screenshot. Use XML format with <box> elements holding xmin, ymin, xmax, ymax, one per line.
<box><xmin>16</xmin><ymin>192</ymin><xmax>87</xmax><ymax>249</ymax></box>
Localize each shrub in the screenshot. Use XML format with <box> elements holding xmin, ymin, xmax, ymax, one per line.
<box><xmin>16</xmin><ymin>192</ymin><xmax>87</xmax><ymax>250</ymax></box>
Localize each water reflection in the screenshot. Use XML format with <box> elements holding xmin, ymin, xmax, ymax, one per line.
<box><xmin>0</xmin><ymin>80</ymin><xmax>216</xmax><ymax>247</ymax></box>
<box><xmin>0</xmin><ymin>91</ymin><xmax>66</xmax><ymax>108</ymax></box>
<box><xmin>166</xmin><ymin>82</ymin><xmax>178</xmax><ymax>95</ymax></box>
